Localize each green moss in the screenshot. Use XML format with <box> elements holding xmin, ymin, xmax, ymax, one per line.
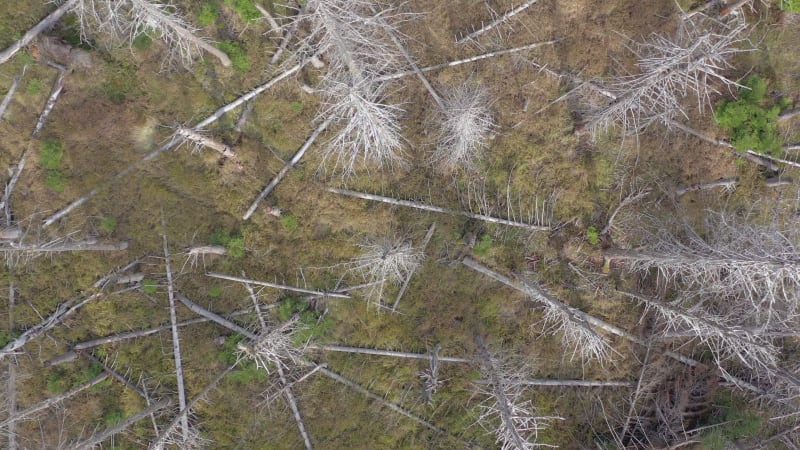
<box><xmin>26</xmin><ymin>78</ymin><xmax>41</xmax><ymax>95</ymax></box>
<box><xmin>40</xmin><ymin>139</ymin><xmax>65</xmax><ymax>191</ymax></box>
<box><xmin>290</xmin><ymin>101</ymin><xmax>304</xmax><ymax>111</ymax></box>
<box><xmin>209</xmin><ymin>286</ymin><xmax>222</xmax><ymax>298</ymax></box>
<box><xmin>779</xmin><ymin>0</ymin><xmax>800</xmax><ymax>12</ymax></box>
<box><xmin>132</xmin><ymin>33</ymin><xmax>152</xmax><ymax>50</ymax></box>
<box><xmin>715</xmin><ymin>75</ymin><xmax>782</xmax><ymax>156</ymax></box>
<box><xmin>473</xmin><ymin>233</ymin><xmax>492</xmax><ymax>256</ymax></box>
<box><xmin>217</xmin><ymin>40</ymin><xmax>250</xmax><ymax>72</ymax></box>
<box><xmin>103</xmin><ymin>409</ymin><xmax>124</xmax><ymax>427</ymax></box>
<box><xmin>73</xmin><ymin>362</ymin><xmax>104</xmax><ymax>387</ymax></box>
<box><xmin>47</xmin><ymin>370</ymin><xmax>69</xmax><ymax>394</ymax></box>
<box><xmin>700</xmin><ymin>392</ymin><xmax>762</xmax><ymax>449</ymax></box>
<box><xmin>224</xmin><ymin>0</ymin><xmax>261</xmax><ymax>21</ymax></box>
<box><xmin>280</xmin><ymin>214</ymin><xmax>298</xmax><ymax>232</ymax></box>
<box><xmin>209</xmin><ymin>229</ymin><xmax>245</xmax><ymax>257</ymax></box>
<box><xmin>198</xmin><ymin>2</ymin><xmax>220</xmax><ymax>26</ymax></box>
<box><xmin>100</xmin><ymin>216</ymin><xmax>117</xmax><ymax>232</ymax></box>
<box><xmin>141</xmin><ymin>279</ymin><xmax>158</xmax><ymax>294</ymax></box>
<box><xmin>586</xmin><ymin>226</ymin><xmax>600</xmax><ymax>245</ymax></box>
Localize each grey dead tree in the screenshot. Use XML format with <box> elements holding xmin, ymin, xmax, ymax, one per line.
<box><xmin>207</xmin><ymin>272</ymin><xmax>351</xmax><ymax>299</ymax></box>
<box><xmin>0</xmin><ymin>258</ymin><xmax>141</xmax><ymax>360</ymax></box>
<box><xmin>32</xmin><ymin>68</ymin><xmax>66</xmax><ymax>137</ymax></box>
<box><xmin>72</xmin><ymin>398</ymin><xmax>171</xmax><ymax>450</ymax></box>
<box><xmin>583</xmin><ymin>13</ymin><xmax>750</xmax><ymax>135</ymax></box>
<box><xmin>456</xmin><ymin>0</ymin><xmax>541</xmax><ymax>45</ymax></box>
<box><xmin>344</xmin><ymin>235</ymin><xmax>424</xmax><ymax>306</ymax></box>
<box><xmin>392</xmin><ymin>223</ymin><xmax>435</xmax><ymax>312</ymax></box>
<box><xmin>0</xmin><ymin>65</ymin><xmax>26</xmax><ymax>120</ymax></box>
<box><xmin>474</xmin><ymin>336</ymin><xmax>562</xmax><ymax>450</ymax></box>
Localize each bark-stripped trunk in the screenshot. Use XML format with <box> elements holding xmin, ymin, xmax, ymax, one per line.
<box><xmin>0</xmin><ymin>0</ymin><xmax>78</xmax><ymax>65</ymax></box>
<box><xmin>457</xmin><ymin>0</ymin><xmax>540</xmax><ymax>44</ymax></box>
<box><xmin>243</xmin><ymin>118</ymin><xmax>331</xmax><ymax>220</ymax></box>
<box><xmin>162</xmin><ymin>233</ymin><xmax>188</xmax><ymax>443</ymax></box>
<box><xmin>0</xmin><ymin>66</ymin><xmax>25</xmax><ymax>121</ymax></box>
<box><xmin>314</xmin><ymin>344</ymin><xmax>470</xmax><ymax>363</ymax></box>
<box><xmin>32</xmin><ymin>70</ymin><xmax>66</xmax><ymax>137</ymax></box>
<box><xmin>73</xmin><ymin>398</ymin><xmax>171</xmax><ymax>450</ymax></box>
<box><xmin>207</xmin><ymin>272</ymin><xmax>351</xmax><ymax>298</ymax></box>
<box><xmin>327</xmin><ymin>188</ymin><xmax>551</xmax><ymax>231</ymax></box>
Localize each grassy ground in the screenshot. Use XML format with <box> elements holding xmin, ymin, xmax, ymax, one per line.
<box><xmin>0</xmin><ymin>0</ymin><xmax>798</xmax><ymax>448</ymax></box>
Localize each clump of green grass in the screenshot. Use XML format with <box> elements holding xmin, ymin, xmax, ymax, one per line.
<box><xmin>209</xmin><ymin>286</ymin><xmax>222</xmax><ymax>298</ymax></box>
<box><xmin>40</xmin><ymin>138</ymin><xmax>65</xmax><ymax>191</ymax></box>
<box><xmin>225</xmin><ymin>0</ymin><xmax>261</xmax><ymax>21</ymax></box>
<box><xmin>100</xmin><ymin>216</ymin><xmax>117</xmax><ymax>233</ymax></box>
<box><xmin>217</xmin><ymin>40</ymin><xmax>250</xmax><ymax>72</ymax></box>
<box><xmin>586</xmin><ymin>226</ymin><xmax>600</xmax><ymax>245</ymax></box>
<box><xmin>210</xmin><ymin>229</ymin><xmax>245</xmax><ymax>258</ymax></box>
<box><xmin>280</xmin><ymin>214</ymin><xmax>298</xmax><ymax>232</ymax></box>
<box><xmin>277</xmin><ymin>297</ymin><xmax>332</xmax><ymax>344</ymax></box>
<box><xmin>716</xmin><ymin>75</ymin><xmax>787</xmax><ymax>156</ymax></box>
<box><xmin>700</xmin><ymin>392</ymin><xmax>762</xmax><ymax>449</ymax></box>
<box><xmin>779</xmin><ymin>0</ymin><xmax>800</xmax><ymax>12</ymax></box>
<box><xmin>473</xmin><ymin>233</ymin><xmax>492</xmax><ymax>256</ymax></box>
<box><xmin>103</xmin><ymin>410</ymin><xmax>124</xmax><ymax>427</ymax></box>
<box><xmin>198</xmin><ymin>2</ymin><xmax>220</xmax><ymax>26</ymax></box>
<box><xmin>46</xmin><ymin>370</ymin><xmax>69</xmax><ymax>394</ymax></box>
<box><xmin>141</xmin><ymin>279</ymin><xmax>158</xmax><ymax>294</ymax></box>
<box><xmin>26</xmin><ymin>78</ymin><xmax>41</xmax><ymax>95</ymax></box>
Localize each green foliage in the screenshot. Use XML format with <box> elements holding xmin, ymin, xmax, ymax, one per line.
<box><xmin>40</xmin><ymin>139</ymin><xmax>65</xmax><ymax>191</ymax></box>
<box><xmin>715</xmin><ymin>75</ymin><xmax>782</xmax><ymax>156</ymax></box>
<box><xmin>290</xmin><ymin>101</ymin><xmax>304</xmax><ymax>111</ymax></box>
<box><xmin>198</xmin><ymin>2</ymin><xmax>220</xmax><ymax>26</ymax></box>
<box><xmin>779</xmin><ymin>0</ymin><xmax>800</xmax><ymax>12</ymax></box>
<box><xmin>219</xmin><ymin>334</ymin><xmax>245</xmax><ymax>365</ymax></box>
<box><xmin>586</xmin><ymin>226</ymin><xmax>600</xmax><ymax>245</ymax></box>
<box><xmin>700</xmin><ymin>393</ymin><xmax>762</xmax><ymax>449</ymax></box>
<box><xmin>74</xmin><ymin>362</ymin><xmax>104</xmax><ymax>387</ymax></box>
<box><xmin>209</xmin><ymin>229</ymin><xmax>245</xmax><ymax>258</ymax></box>
<box><xmin>26</xmin><ymin>78</ymin><xmax>41</xmax><ymax>95</ymax></box>
<box><xmin>103</xmin><ymin>409</ymin><xmax>124</xmax><ymax>427</ymax></box>
<box><xmin>217</xmin><ymin>41</ymin><xmax>250</xmax><ymax>72</ymax></box>
<box><xmin>208</xmin><ymin>286</ymin><xmax>222</xmax><ymax>298</ymax></box>
<box><xmin>100</xmin><ymin>216</ymin><xmax>117</xmax><ymax>232</ymax></box>
<box><xmin>141</xmin><ymin>279</ymin><xmax>158</xmax><ymax>294</ymax></box>
<box><xmin>280</xmin><ymin>214</ymin><xmax>298</xmax><ymax>232</ymax></box>
<box><xmin>224</xmin><ymin>0</ymin><xmax>261</xmax><ymax>21</ymax></box>
<box><xmin>277</xmin><ymin>297</ymin><xmax>308</xmax><ymax>322</ymax></box>
<box><xmin>0</xmin><ymin>331</ymin><xmax>13</xmax><ymax>348</ymax></box>
<box><xmin>227</xmin><ymin>364</ymin><xmax>267</xmax><ymax>383</ymax></box>
<box><xmin>276</xmin><ymin>297</ymin><xmax>331</xmax><ymax>343</ymax></box>
<box><xmin>473</xmin><ymin>233</ymin><xmax>492</xmax><ymax>256</ymax></box>
<box><xmin>132</xmin><ymin>33</ymin><xmax>152</xmax><ymax>50</ymax></box>
<box><xmin>47</xmin><ymin>370</ymin><xmax>69</xmax><ymax>394</ymax></box>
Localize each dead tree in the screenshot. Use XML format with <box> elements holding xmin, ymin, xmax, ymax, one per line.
<box><xmin>463</xmin><ymin>257</ymin><xmax>615</xmax><ymax>362</ymax></box>
<box><xmin>345</xmin><ymin>235</ymin><xmax>424</xmax><ymax>305</ymax></box>
<box><xmin>175</xmin><ymin>126</ymin><xmax>241</xmax><ymax>169</ymax></box>
<box><xmin>0</xmin><ymin>1</ymin><xmax>79</xmax><ymax>65</ymax></box>
<box><xmin>457</xmin><ymin>0</ymin><xmax>541</xmax><ymax>44</ymax></box>
<box><xmin>474</xmin><ymin>337</ymin><xmax>562</xmax><ymax>450</ymax></box>
<box><xmin>0</xmin><ymin>65</ymin><xmax>26</xmax><ymax>120</ymax></box>
<box><xmin>584</xmin><ymin>14</ymin><xmax>750</xmax><ymax>135</ymax></box>
<box><xmin>1</xmin><ymin>151</ymin><xmax>27</xmax><ymax>228</ymax></box>
<box><xmin>162</xmin><ymin>232</ymin><xmax>189</xmax><ymax>444</ymax></box>
<box><xmin>31</xmin><ymin>69</ymin><xmax>66</xmax><ymax>137</ymax></box>
<box><xmin>327</xmin><ymin>187</ymin><xmax>551</xmax><ymax>231</ymax></box>
<box><xmin>0</xmin><ymin>259</ymin><xmax>140</xmax><ymax>359</ymax></box>
<box><xmin>431</xmin><ymin>83</ymin><xmax>495</xmax><ymax>174</ymax></box>
<box><xmin>392</xmin><ymin>223</ymin><xmax>435</xmax><ymax>311</ymax></box>
<box><xmin>207</xmin><ymin>272</ymin><xmax>351</xmax><ymax>299</ymax></box>
<box><xmin>72</xmin><ymin>398</ymin><xmax>171</xmax><ymax>450</ymax></box>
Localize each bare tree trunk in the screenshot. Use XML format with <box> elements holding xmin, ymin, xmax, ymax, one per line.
<box><xmin>601</xmin><ymin>188</ymin><xmax>651</xmax><ymax>235</ymax></box>
<box><xmin>0</xmin><ymin>373</ymin><xmax>109</xmax><ymax>428</ymax></box>
<box><xmin>32</xmin><ymin>70</ymin><xmax>66</xmax><ymax>137</ymax></box>
<box><xmin>277</xmin><ymin>363</ymin><xmax>313</xmax><ymax>450</ymax></box>
<box><xmin>175</xmin><ymin>126</ymin><xmax>240</xmax><ymax>162</ymax></box>
<box><xmin>0</xmin><ymin>0</ymin><xmax>78</xmax><ymax>65</ymax></box>
<box><xmin>747</xmin><ymin>150</ymin><xmax>800</xmax><ymax>169</ymax></box>
<box><xmin>664</xmin><ymin>119</ymin><xmax>778</xmax><ymax>170</ymax></box>
<box><xmin>83</xmin><ymin>352</ymin><xmax>148</xmax><ymax>398</ymax></box>
<box><xmin>457</xmin><ymin>0</ymin><xmax>540</xmax><ymax>44</ymax></box>
<box><xmin>242</xmin><ymin>272</ymin><xmax>267</xmax><ymax>331</ymax></box>
<box><xmin>317</xmin><ymin>366</ymin><xmax>444</xmax><ymax>434</ymax></box>
<box><xmin>1</xmin><ymin>152</ymin><xmax>28</xmax><ymax>227</ymax></box>
<box><xmin>674</xmin><ymin>177</ymin><xmax>739</xmax><ymax>197</ymax></box>
<box><xmin>327</xmin><ymin>188</ymin><xmax>551</xmax><ymax>231</ymax></box>
<box><xmin>377</xmin><ymin>40</ymin><xmax>558</xmax><ymax>82</ymax></box>
<box><xmin>474</xmin><ymin>378</ymin><xmax>634</xmax><ymax>387</ymax></box>
<box><xmin>265</xmin><ymin>364</ymin><xmax>326</xmax><ymax>404</ymax></box>
<box><xmin>0</xmin><ymin>66</ymin><xmax>25</xmax><ymax>120</ymax></box>
<box><xmin>392</xmin><ymin>223</ymin><xmax>435</xmax><ymax>311</ymax></box>
<box><xmin>162</xmin><ymin>232</ymin><xmax>188</xmax><ymax>443</ymax></box>
<box><xmin>314</xmin><ymin>344</ymin><xmax>470</xmax><ymax>363</ymax></box>
<box><xmin>175</xmin><ymin>293</ymin><xmax>253</xmax><ymax>338</ymax></box>
<box><xmin>73</xmin><ymin>398</ymin><xmax>171</xmax><ymax>450</ymax></box>
<box><xmin>243</xmin><ymin>118</ymin><xmax>331</xmax><ymax>220</ymax></box>
<box><xmin>6</xmin><ymin>282</ymin><xmax>16</xmax><ymax>450</ymax></box>
<box><xmin>779</xmin><ymin>109</ymin><xmax>800</xmax><ymax>121</ymax></box>
<box><xmin>0</xmin><ymin>240</ymin><xmax>129</xmax><ymax>253</ymax></box>
<box><xmin>207</xmin><ymin>272</ymin><xmax>351</xmax><ymax>298</ymax></box>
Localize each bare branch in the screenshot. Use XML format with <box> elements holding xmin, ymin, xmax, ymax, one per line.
<box><xmin>73</xmin><ymin>398</ymin><xmax>171</xmax><ymax>450</ymax></box>
<box><xmin>0</xmin><ymin>65</ymin><xmax>26</xmax><ymax>120</ymax></box>
<box><xmin>392</xmin><ymin>223</ymin><xmax>435</xmax><ymax>311</ymax></box>
<box><xmin>31</xmin><ymin>69</ymin><xmax>66</xmax><ymax>137</ymax></box>
<box><xmin>207</xmin><ymin>272</ymin><xmax>350</xmax><ymax>298</ymax></box>
<box><xmin>0</xmin><ymin>0</ymin><xmax>78</xmax><ymax>65</ymax></box>
<box><xmin>457</xmin><ymin>0</ymin><xmax>540</xmax><ymax>44</ymax></box>
<box><xmin>162</xmin><ymin>231</ymin><xmax>188</xmax><ymax>443</ymax></box>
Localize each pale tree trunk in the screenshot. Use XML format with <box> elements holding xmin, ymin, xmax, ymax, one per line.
<box><xmin>0</xmin><ymin>0</ymin><xmax>79</xmax><ymax>65</ymax></box>
<box><xmin>0</xmin><ymin>373</ymin><xmax>109</xmax><ymax>429</ymax></box>
<box><xmin>162</xmin><ymin>232</ymin><xmax>188</xmax><ymax>443</ymax></box>
<box><xmin>242</xmin><ymin>272</ymin><xmax>267</xmax><ymax>331</ymax></box>
<box><xmin>243</xmin><ymin>118</ymin><xmax>332</xmax><ymax>220</ymax></box>
<box><xmin>314</xmin><ymin>344</ymin><xmax>470</xmax><ymax>363</ymax></box>
<box><xmin>6</xmin><ymin>282</ymin><xmax>16</xmax><ymax>450</ymax></box>
<box><xmin>392</xmin><ymin>223</ymin><xmax>435</xmax><ymax>311</ymax></box>
<box><xmin>73</xmin><ymin>398</ymin><xmax>171</xmax><ymax>450</ymax></box>
<box><xmin>0</xmin><ymin>240</ymin><xmax>129</xmax><ymax>253</ymax></box>
<box><xmin>264</xmin><ymin>364</ymin><xmax>326</xmax><ymax>404</ymax></box>
<box><xmin>1</xmin><ymin>151</ymin><xmax>27</xmax><ymax>227</ymax></box>
<box><xmin>277</xmin><ymin>363</ymin><xmax>313</xmax><ymax>450</ymax></box>
<box><xmin>32</xmin><ymin>70</ymin><xmax>66</xmax><ymax>137</ymax></box>
<box><xmin>207</xmin><ymin>272</ymin><xmax>351</xmax><ymax>298</ymax></box>
<box><xmin>0</xmin><ymin>65</ymin><xmax>25</xmax><ymax>121</ymax></box>
<box><xmin>457</xmin><ymin>0</ymin><xmax>540</xmax><ymax>44</ymax></box>
<box><xmin>327</xmin><ymin>188</ymin><xmax>551</xmax><ymax>231</ymax></box>
<box><xmin>317</xmin><ymin>366</ymin><xmax>444</xmax><ymax>434</ymax></box>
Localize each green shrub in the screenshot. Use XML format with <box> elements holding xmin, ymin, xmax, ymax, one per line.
<box><xmin>103</xmin><ymin>410</ymin><xmax>124</xmax><ymax>427</ymax></box>
<box><xmin>217</xmin><ymin>40</ymin><xmax>250</xmax><ymax>72</ymax></box>
<box><xmin>141</xmin><ymin>279</ymin><xmax>158</xmax><ymax>294</ymax></box>
<box><xmin>290</xmin><ymin>101</ymin><xmax>304</xmax><ymax>111</ymax></box>
<box><xmin>198</xmin><ymin>2</ymin><xmax>220</xmax><ymax>26</ymax></box>
<box><xmin>224</xmin><ymin>0</ymin><xmax>261</xmax><ymax>21</ymax></box>
<box><xmin>47</xmin><ymin>370</ymin><xmax>69</xmax><ymax>394</ymax></box>
<box><xmin>132</xmin><ymin>32</ymin><xmax>152</xmax><ymax>50</ymax></box>
<box><xmin>219</xmin><ymin>334</ymin><xmax>245</xmax><ymax>365</ymax></box>
<box><xmin>779</xmin><ymin>0</ymin><xmax>800</xmax><ymax>12</ymax></box>
<box><xmin>73</xmin><ymin>362</ymin><xmax>103</xmax><ymax>387</ymax></box>
<box><xmin>277</xmin><ymin>297</ymin><xmax>308</xmax><ymax>322</ymax></box>
<box><xmin>100</xmin><ymin>216</ymin><xmax>117</xmax><ymax>232</ymax></box>
<box><xmin>209</xmin><ymin>229</ymin><xmax>245</xmax><ymax>257</ymax></box>
<box><xmin>40</xmin><ymin>139</ymin><xmax>65</xmax><ymax>191</ymax></box>
<box><xmin>26</xmin><ymin>78</ymin><xmax>41</xmax><ymax>95</ymax></box>
<box><xmin>473</xmin><ymin>233</ymin><xmax>492</xmax><ymax>256</ymax></box>
<box><xmin>209</xmin><ymin>286</ymin><xmax>222</xmax><ymax>298</ymax></box>
<box><xmin>0</xmin><ymin>331</ymin><xmax>13</xmax><ymax>348</ymax></box>
<box><xmin>586</xmin><ymin>226</ymin><xmax>600</xmax><ymax>245</ymax></box>
<box><xmin>700</xmin><ymin>392</ymin><xmax>762</xmax><ymax>449</ymax></box>
<box><xmin>715</xmin><ymin>75</ymin><xmax>783</xmax><ymax>156</ymax></box>
<box><xmin>280</xmin><ymin>214</ymin><xmax>298</xmax><ymax>232</ymax></box>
